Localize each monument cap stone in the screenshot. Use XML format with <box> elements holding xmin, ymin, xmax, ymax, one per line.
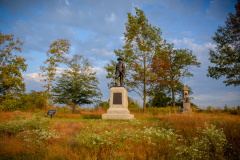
<box><xmin>183</xmin><ymin>84</ymin><xmax>189</xmax><ymax>90</ymax></box>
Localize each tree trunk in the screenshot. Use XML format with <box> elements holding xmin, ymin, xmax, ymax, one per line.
<box><xmin>0</xmin><ymin>54</ymin><xmax>7</xmax><ymax>67</ymax></box>
<box><xmin>72</xmin><ymin>103</ymin><xmax>76</xmax><ymax>113</ymax></box>
<box><xmin>172</xmin><ymin>87</ymin><xmax>175</xmax><ymax>108</ymax></box>
<box><xmin>143</xmin><ymin>53</ymin><xmax>146</xmax><ymax>113</ymax></box>
<box><xmin>46</xmin><ymin>69</ymin><xmax>51</xmax><ymax>107</ymax></box>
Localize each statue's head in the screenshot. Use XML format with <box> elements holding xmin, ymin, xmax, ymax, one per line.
<box><xmin>117</xmin><ymin>57</ymin><xmax>122</xmax><ymax>62</ymax></box>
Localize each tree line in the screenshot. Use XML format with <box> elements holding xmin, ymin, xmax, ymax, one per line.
<box><xmin>0</xmin><ymin>35</ymin><xmax>102</xmax><ymax>111</ymax></box>
<box><xmin>0</xmin><ymin>3</ymin><xmax>239</xmax><ymax>112</ymax></box>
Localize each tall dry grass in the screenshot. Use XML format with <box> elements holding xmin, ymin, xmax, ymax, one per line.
<box><xmin>0</xmin><ymin>109</ymin><xmax>239</xmax><ymax>159</ymax></box>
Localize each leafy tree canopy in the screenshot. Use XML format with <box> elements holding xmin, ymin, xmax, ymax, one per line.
<box><xmin>39</xmin><ymin>39</ymin><xmax>70</xmax><ymax>106</ymax></box>
<box><xmin>207</xmin><ymin>0</ymin><xmax>240</xmax><ymax>86</ymax></box>
<box><xmin>52</xmin><ymin>54</ymin><xmax>102</xmax><ymax>109</ymax></box>
<box><xmin>0</xmin><ymin>31</ymin><xmax>23</xmax><ymax>67</ymax></box>
<box><xmin>0</xmin><ymin>32</ymin><xmax>27</xmax><ymax>103</ymax></box>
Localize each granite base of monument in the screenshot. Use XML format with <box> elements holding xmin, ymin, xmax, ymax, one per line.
<box><xmin>179</xmin><ymin>102</ymin><xmax>192</xmax><ymax>114</ymax></box>
<box><xmin>102</xmin><ymin>86</ymin><xmax>134</xmax><ymax>120</ymax></box>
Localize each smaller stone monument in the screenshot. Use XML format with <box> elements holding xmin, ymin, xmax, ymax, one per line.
<box><xmin>179</xmin><ymin>84</ymin><xmax>192</xmax><ymax>114</ymax></box>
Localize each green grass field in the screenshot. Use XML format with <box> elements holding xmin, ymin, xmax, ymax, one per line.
<box><xmin>0</xmin><ymin>109</ymin><xmax>239</xmax><ymax>160</ymax></box>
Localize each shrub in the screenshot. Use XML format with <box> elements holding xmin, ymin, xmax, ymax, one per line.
<box><xmin>206</xmin><ymin>106</ymin><xmax>213</xmax><ymax>113</ymax></box>
<box><xmin>176</xmin><ymin>123</ymin><xmax>227</xmax><ymax>159</ymax></box>
<box><xmin>17</xmin><ymin>128</ymin><xmax>60</xmax><ymax>146</ymax></box>
<box><xmin>237</xmin><ymin>106</ymin><xmax>240</xmax><ymax>115</ymax></box>
<box><xmin>1</xmin><ymin>98</ymin><xmax>20</xmax><ymax>111</ymax></box>
<box><xmin>0</xmin><ymin>113</ymin><xmax>51</xmax><ymax>134</ymax></box>
<box><xmin>76</xmin><ymin>121</ymin><xmax>179</xmax><ymax>150</ymax></box>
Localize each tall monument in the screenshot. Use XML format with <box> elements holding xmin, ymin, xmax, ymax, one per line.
<box><xmin>179</xmin><ymin>84</ymin><xmax>192</xmax><ymax>114</ymax></box>
<box><xmin>102</xmin><ymin>58</ymin><xmax>134</xmax><ymax>120</ymax></box>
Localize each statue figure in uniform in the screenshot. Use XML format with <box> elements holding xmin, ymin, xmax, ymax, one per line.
<box><xmin>115</xmin><ymin>57</ymin><xmax>125</xmax><ymax>86</ymax></box>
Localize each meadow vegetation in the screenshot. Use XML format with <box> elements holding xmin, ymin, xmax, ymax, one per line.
<box><xmin>0</xmin><ymin>106</ymin><xmax>239</xmax><ymax>160</ymax></box>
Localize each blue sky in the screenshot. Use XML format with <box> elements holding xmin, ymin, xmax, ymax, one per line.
<box><xmin>0</xmin><ymin>0</ymin><xmax>239</xmax><ymax>108</ymax></box>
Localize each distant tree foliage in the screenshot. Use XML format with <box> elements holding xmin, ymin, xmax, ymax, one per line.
<box><xmin>0</xmin><ymin>32</ymin><xmax>27</xmax><ymax>106</ymax></box>
<box><xmin>0</xmin><ymin>31</ymin><xmax>23</xmax><ymax>68</ymax></box>
<box><xmin>39</xmin><ymin>39</ymin><xmax>70</xmax><ymax>106</ymax></box>
<box><xmin>52</xmin><ymin>54</ymin><xmax>102</xmax><ymax>112</ymax></box>
<box><xmin>20</xmin><ymin>90</ymin><xmax>47</xmax><ymax>110</ymax></box>
<box><xmin>147</xmin><ymin>84</ymin><xmax>171</xmax><ymax>108</ymax></box>
<box><xmin>97</xmin><ymin>100</ymin><xmax>110</xmax><ymax>110</ymax></box>
<box><xmin>1</xmin><ymin>90</ymin><xmax>47</xmax><ymax>111</ymax></box>
<box><xmin>147</xmin><ymin>83</ymin><xmax>193</xmax><ymax>108</ymax></box>
<box><xmin>128</xmin><ymin>97</ymin><xmax>141</xmax><ymax>109</ymax></box>
<box><xmin>207</xmin><ymin>0</ymin><xmax>240</xmax><ymax>86</ymax></box>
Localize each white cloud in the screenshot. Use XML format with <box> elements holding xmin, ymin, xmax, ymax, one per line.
<box><xmin>170</xmin><ymin>38</ymin><xmax>217</xmax><ymax>67</ymax></box>
<box><xmin>105</xmin><ymin>12</ymin><xmax>116</xmax><ymax>22</ymax></box>
<box><xmin>219</xmin><ymin>99</ymin><xmax>233</xmax><ymax>102</ymax></box>
<box><xmin>172</xmin><ymin>38</ymin><xmax>195</xmax><ymax>46</ymax></box>
<box><xmin>65</xmin><ymin>0</ymin><xmax>69</xmax><ymax>5</ymax></box>
<box><xmin>189</xmin><ymin>42</ymin><xmax>216</xmax><ymax>52</ymax></box>
<box><xmin>119</xmin><ymin>36</ymin><xmax>125</xmax><ymax>45</ymax></box>
<box><xmin>172</xmin><ymin>38</ymin><xmax>216</xmax><ymax>50</ymax></box>
<box><xmin>194</xmin><ymin>97</ymin><xmax>206</xmax><ymax>101</ymax></box>
<box><xmin>23</xmin><ymin>67</ymin><xmax>65</xmax><ymax>83</ymax></box>
<box><xmin>55</xmin><ymin>67</ymin><xmax>65</xmax><ymax>75</ymax></box>
<box><xmin>227</xmin><ymin>92</ymin><xmax>240</xmax><ymax>97</ymax></box>
<box><xmin>23</xmin><ymin>73</ymin><xmax>41</xmax><ymax>82</ymax></box>
<box><xmin>92</xmin><ymin>67</ymin><xmax>107</xmax><ymax>76</ymax></box>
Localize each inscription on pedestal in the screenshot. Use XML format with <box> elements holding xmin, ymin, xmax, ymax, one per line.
<box><xmin>113</xmin><ymin>93</ymin><xmax>122</xmax><ymax>104</ymax></box>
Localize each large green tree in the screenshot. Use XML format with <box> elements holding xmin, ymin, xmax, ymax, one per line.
<box><xmin>52</xmin><ymin>54</ymin><xmax>102</xmax><ymax>112</ymax></box>
<box><xmin>0</xmin><ymin>55</ymin><xmax>27</xmax><ymax>102</ymax></box>
<box><xmin>0</xmin><ymin>32</ymin><xmax>27</xmax><ymax>105</ymax></box>
<box><xmin>39</xmin><ymin>39</ymin><xmax>70</xmax><ymax>106</ymax></box>
<box><xmin>163</xmin><ymin>45</ymin><xmax>200</xmax><ymax>108</ymax></box>
<box><xmin>207</xmin><ymin>0</ymin><xmax>240</xmax><ymax>86</ymax></box>
<box><xmin>105</xmin><ymin>8</ymin><xmax>169</xmax><ymax>112</ymax></box>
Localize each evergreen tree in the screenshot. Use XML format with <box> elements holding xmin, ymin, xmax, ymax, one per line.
<box><xmin>52</xmin><ymin>54</ymin><xmax>102</xmax><ymax>112</ymax></box>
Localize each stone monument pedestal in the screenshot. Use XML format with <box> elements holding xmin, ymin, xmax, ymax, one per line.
<box><xmin>179</xmin><ymin>102</ymin><xmax>192</xmax><ymax>114</ymax></box>
<box><xmin>102</xmin><ymin>86</ymin><xmax>134</xmax><ymax>120</ymax></box>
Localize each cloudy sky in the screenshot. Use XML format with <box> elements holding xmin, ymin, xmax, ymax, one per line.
<box><xmin>0</xmin><ymin>0</ymin><xmax>239</xmax><ymax>108</ymax></box>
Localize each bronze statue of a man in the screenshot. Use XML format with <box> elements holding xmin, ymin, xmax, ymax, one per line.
<box><xmin>115</xmin><ymin>57</ymin><xmax>125</xmax><ymax>86</ymax></box>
